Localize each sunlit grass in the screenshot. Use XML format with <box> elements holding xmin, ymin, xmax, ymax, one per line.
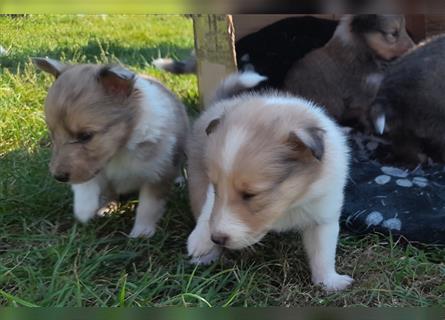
<box><xmin>0</xmin><ymin>14</ymin><xmax>444</xmax><ymax>307</ymax></box>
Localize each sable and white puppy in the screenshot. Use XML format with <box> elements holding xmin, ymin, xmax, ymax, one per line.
<box><xmin>187</xmin><ymin>72</ymin><xmax>352</xmax><ymax>291</ymax></box>
<box><xmin>34</xmin><ymin>58</ymin><xmax>189</xmax><ymax>237</ymax></box>
<box><xmin>284</xmin><ymin>14</ymin><xmax>414</xmax><ymax>130</ymax></box>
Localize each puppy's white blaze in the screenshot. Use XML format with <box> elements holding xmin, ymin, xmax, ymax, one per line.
<box><xmin>213</xmin><ymin>208</ymin><xmax>250</xmax><ymax>244</ymax></box>
<box><xmin>375</xmin><ymin>114</ymin><xmax>386</xmax><ymax>135</ymax></box>
<box><xmin>222</xmin><ymin>127</ymin><xmax>249</xmax><ymax>173</ymax></box>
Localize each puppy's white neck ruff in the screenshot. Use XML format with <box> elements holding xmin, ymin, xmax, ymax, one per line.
<box><xmin>126</xmin><ymin>76</ymin><xmax>169</xmax><ymax>149</ymax></box>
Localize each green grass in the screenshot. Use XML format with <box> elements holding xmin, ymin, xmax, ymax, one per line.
<box><xmin>0</xmin><ymin>14</ymin><xmax>444</xmax><ymax>307</ymax></box>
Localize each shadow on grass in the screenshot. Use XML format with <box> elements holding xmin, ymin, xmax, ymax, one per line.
<box><xmin>0</xmin><ymin>39</ymin><xmax>193</xmax><ymax>71</ymax></box>
<box><xmin>0</xmin><ymin>146</ymin><xmax>70</xmax><ymax>220</ymax></box>
<box><xmin>0</xmin><ymin>143</ymin><xmax>195</xmax><ymax>237</ymax></box>
<box><xmin>2</xmin><ymin>146</ymin><xmax>445</xmax><ymax>306</ymax></box>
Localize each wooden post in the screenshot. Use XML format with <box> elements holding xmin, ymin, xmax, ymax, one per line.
<box><xmin>193</xmin><ymin>14</ymin><xmax>237</xmax><ymax>107</ymax></box>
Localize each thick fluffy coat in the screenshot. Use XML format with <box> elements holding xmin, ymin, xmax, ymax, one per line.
<box><xmin>187</xmin><ymin>72</ymin><xmax>352</xmax><ymax>291</ymax></box>
<box><xmin>284</xmin><ymin>14</ymin><xmax>414</xmax><ymax>129</ymax></box>
<box><xmin>370</xmin><ymin>35</ymin><xmax>445</xmax><ymax>164</ymax></box>
<box><xmin>34</xmin><ymin>58</ymin><xmax>189</xmax><ymax>237</ymax></box>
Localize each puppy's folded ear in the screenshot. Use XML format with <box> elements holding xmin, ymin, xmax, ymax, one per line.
<box><xmin>206</xmin><ymin>118</ymin><xmax>221</xmax><ymax>136</ymax></box>
<box><xmin>98</xmin><ymin>65</ymin><xmax>135</xmax><ymax>96</ymax></box>
<box><xmin>32</xmin><ymin>57</ymin><xmax>67</xmax><ymax>78</ymax></box>
<box><xmin>287</xmin><ymin>127</ymin><xmax>325</xmax><ymax>161</ymax></box>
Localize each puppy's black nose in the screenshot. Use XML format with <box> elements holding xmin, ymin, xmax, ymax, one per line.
<box><xmin>54</xmin><ymin>172</ymin><xmax>70</xmax><ymax>183</ymax></box>
<box><xmin>211</xmin><ymin>234</ymin><xmax>229</xmax><ymax>246</ymax></box>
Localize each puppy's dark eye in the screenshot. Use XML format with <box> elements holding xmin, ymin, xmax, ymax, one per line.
<box><xmin>212</xmin><ymin>183</ymin><xmax>218</xmax><ymax>195</ymax></box>
<box><xmin>76</xmin><ymin>132</ymin><xmax>94</xmax><ymax>143</ymax></box>
<box><xmin>241</xmin><ymin>191</ymin><xmax>256</xmax><ymax>201</ymax></box>
<box><xmin>385</xmin><ymin>31</ymin><xmax>399</xmax><ymax>42</ymax></box>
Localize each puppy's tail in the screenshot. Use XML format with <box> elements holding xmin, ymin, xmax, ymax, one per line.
<box><xmin>211</xmin><ymin>71</ymin><xmax>268</xmax><ymax>103</ymax></box>
<box><xmin>369</xmin><ymin>99</ymin><xmax>387</xmax><ymax>135</ymax></box>
<box><xmin>153</xmin><ymin>52</ymin><xmax>196</xmax><ymax>74</ymax></box>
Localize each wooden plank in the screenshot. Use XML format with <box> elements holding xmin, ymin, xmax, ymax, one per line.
<box><xmin>193</xmin><ymin>14</ymin><xmax>237</xmax><ymax>106</ymax></box>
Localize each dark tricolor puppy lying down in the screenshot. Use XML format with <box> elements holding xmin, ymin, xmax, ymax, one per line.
<box><xmin>370</xmin><ymin>35</ymin><xmax>445</xmax><ymax>165</ymax></box>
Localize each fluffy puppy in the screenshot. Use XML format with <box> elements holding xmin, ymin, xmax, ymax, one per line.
<box><xmin>284</xmin><ymin>14</ymin><xmax>414</xmax><ymax>130</ymax></box>
<box><xmin>187</xmin><ymin>72</ymin><xmax>352</xmax><ymax>291</ymax></box>
<box><xmin>33</xmin><ymin>58</ymin><xmax>189</xmax><ymax>237</ymax></box>
<box><xmin>370</xmin><ymin>35</ymin><xmax>445</xmax><ymax>165</ymax></box>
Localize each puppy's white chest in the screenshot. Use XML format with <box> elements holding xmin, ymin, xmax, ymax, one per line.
<box><xmin>272</xmin><ymin>197</ymin><xmax>332</xmax><ymax>232</ymax></box>
<box><xmin>104</xmin><ymin>149</ymin><xmax>156</xmax><ymax>194</ymax></box>
<box><xmin>271</xmin><ymin>205</ymin><xmax>313</xmax><ymax>232</ymax></box>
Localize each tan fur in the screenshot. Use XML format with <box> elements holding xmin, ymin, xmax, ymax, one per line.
<box><xmin>187</xmin><ymin>74</ymin><xmax>352</xmax><ymax>290</ymax></box>
<box><xmin>44</xmin><ymin>65</ymin><xmax>187</xmax><ymax>185</ymax></box>
<box><xmin>188</xmin><ymin>95</ymin><xmax>334</xmax><ymax>244</ymax></box>
<box><xmin>44</xmin><ymin>65</ymin><xmax>138</xmax><ymax>183</ymax></box>
<box><xmin>284</xmin><ymin>15</ymin><xmax>414</xmax><ymax>129</ymax></box>
<box><xmin>206</xmin><ymin>101</ymin><xmax>322</xmax><ymax>236</ymax></box>
<box><xmin>364</xmin><ymin>17</ymin><xmax>414</xmax><ymax>61</ymax></box>
<box><xmin>35</xmin><ymin>59</ymin><xmax>189</xmax><ymax>236</ymax></box>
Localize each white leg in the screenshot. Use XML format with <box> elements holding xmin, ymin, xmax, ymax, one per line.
<box><xmin>129</xmin><ymin>184</ymin><xmax>165</xmax><ymax>238</ymax></box>
<box><xmin>187</xmin><ymin>184</ymin><xmax>221</xmax><ymax>264</ymax></box>
<box><xmin>72</xmin><ymin>177</ymin><xmax>102</xmax><ymax>223</ymax></box>
<box><xmin>302</xmin><ymin>222</ymin><xmax>353</xmax><ymax>291</ymax></box>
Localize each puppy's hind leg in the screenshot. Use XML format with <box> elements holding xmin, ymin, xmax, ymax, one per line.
<box><xmin>129</xmin><ymin>183</ymin><xmax>166</xmax><ymax>238</ymax></box>
<box><xmin>302</xmin><ymin>222</ymin><xmax>353</xmax><ymax>292</ymax></box>
<box><xmin>187</xmin><ymin>184</ymin><xmax>221</xmax><ymax>265</ymax></box>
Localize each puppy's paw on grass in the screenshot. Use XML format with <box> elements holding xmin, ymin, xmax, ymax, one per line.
<box><xmin>74</xmin><ymin>207</ymin><xmax>97</xmax><ymax>224</ymax></box>
<box><xmin>129</xmin><ymin>224</ymin><xmax>156</xmax><ymax>238</ymax></box>
<box><xmin>189</xmin><ymin>247</ymin><xmax>221</xmax><ymax>265</ymax></box>
<box><xmin>187</xmin><ymin>227</ymin><xmax>221</xmax><ymax>264</ymax></box>
<box><xmin>316</xmin><ymin>273</ymin><xmax>354</xmax><ymax>292</ymax></box>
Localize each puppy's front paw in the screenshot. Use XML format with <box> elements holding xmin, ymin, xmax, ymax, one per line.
<box><xmin>74</xmin><ymin>206</ymin><xmax>98</xmax><ymax>224</ymax></box>
<box><xmin>129</xmin><ymin>223</ymin><xmax>156</xmax><ymax>238</ymax></box>
<box><xmin>190</xmin><ymin>246</ymin><xmax>221</xmax><ymax>265</ymax></box>
<box><xmin>314</xmin><ymin>273</ymin><xmax>353</xmax><ymax>292</ymax></box>
<box><xmin>187</xmin><ymin>227</ymin><xmax>221</xmax><ymax>264</ymax></box>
